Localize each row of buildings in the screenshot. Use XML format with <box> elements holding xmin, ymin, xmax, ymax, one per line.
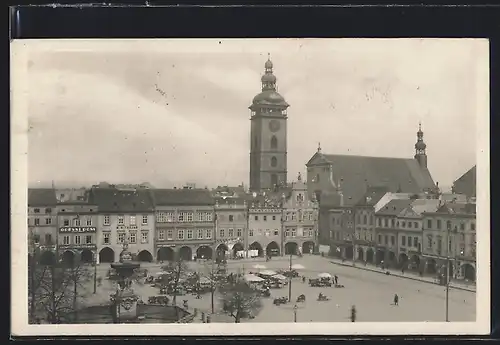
<box><xmin>28</xmin><ymin>175</ymin><xmax>319</xmax><ymax>266</ymax></box>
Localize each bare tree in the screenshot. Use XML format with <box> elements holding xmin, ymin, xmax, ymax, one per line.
<box><xmin>28</xmin><ymin>254</ymin><xmax>49</xmax><ymax>324</ymax></box>
<box><xmin>219</xmin><ymin>278</ymin><xmax>263</xmax><ymax>323</ymax></box>
<box><xmin>160</xmin><ymin>254</ymin><xmax>189</xmax><ymax>307</ymax></box>
<box><xmin>66</xmin><ymin>260</ymin><xmax>93</xmax><ymax>322</ymax></box>
<box><xmin>201</xmin><ymin>260</ymin><xmax>228</xmax><ymax>314</ymax></box>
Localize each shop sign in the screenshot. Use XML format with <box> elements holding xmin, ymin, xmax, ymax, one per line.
<box><xmin>59</xmin><ymin>227</ymin><xmax>96</xmax><ymax>233</ymax></box>
<box><xmin>157</xmin><ymin>244</ymin><xmax>176</xmax><ymax>248</ymax></box>
<box><xmin>58</xmin><ymin>244</ymin><xmax>97</xmax><ymax>250</ymax></box>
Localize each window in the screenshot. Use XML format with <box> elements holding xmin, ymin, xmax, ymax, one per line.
<box><xmin>377</xmin><ymin>218</ymin><xmax>381</xmax><ymax>226</ymax></box>
<box><xmin>129</xmin><ymin>215</ymin><xmax>136</xmax><ymax>226</ymax></box>
<box><xmin>263</xmin><ymin>216</ymin><xmax>267</xmax><ymax>221</ymax></box>
<box><xmin>63</xmin><ymin>235</ymin><xmax>70</xmax><ymax>245</ymax></box>
<box><xmin>187</xmin><ymin>213</ymin><xmax>193</xmax><ymax>222</ymax></box>
<box><xmin>363</xmin><ymin>215</ymin><xmax>367</xmax><ymax>224</ymax></box>
<box><xmin>408</xmin><ymin>237</ymin><xmax>412</xmax><ymax>247</ymax></box>
<box><xmin>427</xmin><ymin>219</ymin><xmax>432</xmax><ymax>229</ymax></box>
<box><xmin>402</xmin><ymin>236</ymin><xmax>406</xmax><ymax>246</ymax></box>
<box><xmin>167</xmin><ymin>229</ymin><xmax>173</xmax><ymax>240</ymax></box>
<box><xmin>437</xmin><ymin>237</ymin><xmax>442</xmax><ymax>255</ymax></box>
<box><xmin>378</xmin><ymin>234</ymin><xmax>382</xmax><ymax>243</ymax></box>
<box><xmin>237</xmin><ymin>228</ymin><xmax>242</xmax><ymax>237</ymax></box>
<box><xmin>437</xmin><ymin>219</ymin><xmax>442</xmax><ymax>229</ymax></box>
<box><xmin>309</xmin><ymin>213</ymin><xmax>313</xmax><ymax>221</ymax></box>
<box><xmin>316</xmin><ymin>174</ymin><xmax>320</xmax><ymax>183</ymax></box>
<box><xmin>446</xmin><ymin>220</ymin><xmax>452</xmax><ymax>230</ymax></box>
<box><xmin>448</xmin><ymin>239</ymin><xmax>452</xmax><ymax>252</ymax></box>
<box><xmin>291</xmin><ymin>213</ymin><xmax>296</xmax><ymax>221</ymax></box>
<box><xmin>118</xmin><ymin>232</ymin><xmax>126</xmax><ymax>243</ymax></box>
<box><xmin>86</xmin><ymin>218</ymin><xmax>92</xmax><ymax>226</ymax></box>
<box><xmin>157</xmin><ymin>212</ymin><xmax>166</xmax><ymax>223</ymax></box>
<box><xmin>103</xmin><ymin>233</ymin><xmax>110</xmax><ymax>244</ymax></box>
<box><xmin>249</xmin><ymin>229</ymin><xmax>254</xmax><ymax>237</ymax></box>
<box><xmin>271</xmin><ymin>156</ymin><xmax>277</xmax><ymax>167</ymax></box>
<box><xmin>45</xmin><ymin>218</ymin><xmax>52</xmax><ymax>225</ymax></box>
<box><xmin>129</xmin><ymin>232</ymin><xmax>137</xmax><ymax>243</ymax></box>
<box><xmin>34</xmin><ymin>208</ymin><xmax>40</xmax><ymax>213</ymax></box>
<box><xmin>460</xmin><ymin>222</ymin><xmax>465</xmax><ymax>230</ymax></box>
<box><xmin>285</xmin><ymin>228</ymin><xmax>290</xmax><ymax>237</ymax></box>
<box><xmin>63</xmin><ymin>219</ymin><xmax>69</xmax><ymax>226</ymax></box>
<box><xmin>228</xmin><ymin>228</ymin><xmax>234</xmax><ymax>237</ymax></box>
<box><xmin>414</xmin><ymin>237</ymin><xmax>418</xmax><ymax>247</ymax></box>
<box><xmin>384</xmin><ymin>235</ymin><xmax>388</xmax><ymax>245</ymax></box>
<box><xmin>45</xmin><ymin>234</ymin><xmax>52</xmax><ymax>245</ymax></box>
<box><xmin>229</xmin><ymin>215</ymin><xmax>234</xmax><ymax>222</ymax></box>
<box><xmin>270</xmin><ymin>136</ymin><xmax>278</xmax><ymax>149</ymax></box>
<box><xmin>274</xmin><ymin>229</ymin><xmax>279</xmax><ymax>236</ymax></box>
<box><xmin>219</xmin><ymin>228</ymin><xmax>225</xmax><ymax>238</ymax></box>
<box><xmin>427</xmin><ymin>235</ymin><xmax>432</xmax><ymax>249</ymax></box>
<box><xmin>86</xmin><ymin>235</ymin><xmax>92</xmax><ymax>244</ymax></box>
<box><xmin>391</xmin><ymin>219</ymin><xmax>395</xmax><ymax>227</ymax></box>
<box><xmin>254</xmin><ymin>216</ymin><xmax>258</xmax><ymax>221</ymax></box>
<box><xmin>205</xmin><ymin>229</ymin><xmax>212</xmax><ymax>239</ymax></box>
<box><xmin>408</xmin><ymin>222</ymin><xmax>412</xmax><ymax>228</ymax></box>
<box><xmin>401</xmin><ymin>221</ymin><xmax>406</xmax><ymax>228</ymax></box>
<box><xmin>44</xmin><ymin>208</ymin><xmax>52</xmax><ymax>214</ymax></box>
<box><xmin>187</xmin><ymin>229</ymin><xmax>193</xmax><ymax>239</ymax></box>
<box><xmin>273</xmin><ymin>215</ymin><xmax>277</xmax><ymax>221</ymax></box>
<box><xmin>141</xmin><ymin>231</ymin><xmax>148</xmax><ymax>243</ymax></box>
<box><xmin>75</xmin><ymin>235</ymin><xmax>81</xmax><ymax>245</ymax></box>
<box><xmin>118</xmin><ymin>215</ymin><xmax>124</xmax><ymax>225</ymax></box>
<box><xmin>471</xmin><ymin>222</ymin><xmax>476</xmax><ymax>231</ymax></box>
<box><xmin>369</xmin><ymin>215</ymin><xmax>374</xmax><ymax>225</ymax></box>
<box><xmin>178</xmin><ymin>230</ymin><xmax>184</xmax><ymax>240</ymax></box>
<box><xmin>178</xmin><ymin>212</ymin><xmax>185</xmax><ymax>222</ymax></box>
<box><xmin>158</xmin><ymin>230</ymin><xmax>165</xmax><ymax>241</ymax></box>
<box><xmin>391</xmin><ymin>236</ymin><xmax>395</xmax><ymax>246</ymax></box>
<box><xmin>34</xmin><ymin>218</ymin><xmax>40</xmax><ymax>226</ymax></box>
<box><xmin>205</xmin><ymin>212</ymin><xmax>213</xmax><ymax>221</ymax></box>
<box><xmin>197</xmin><ymin>229</ymin><xmax>204</xmax><ymax>239</ymax></box>
<box><xmin>384</xmin><ymin>218</ymin><xmax>388</xmax><ymax>227</ymax></box>
<box><xmin>104</xmin><ymin>215</ymin><xmax>110</xmax><ymax>225</ymax></box>
<box><xmin>291</xmin><ymin>228</ymin><xmax>297</xmax><ymax>237</ymax></box>
<box><xmin>142</xmin><ymin>215</ymin><xmax>148</xmax><ymax>225</ymax></box>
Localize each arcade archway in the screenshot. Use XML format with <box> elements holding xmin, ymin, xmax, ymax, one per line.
<box><xmin>232</xmin><ymin>243</ymin><xmax>244</xmax><ymax>258</ymax></box>
<box><xmin>409</xmin><ymin>254</ymin><xmax>420</xmax><ymax>270</ymax></box>
<box><xmin>388</xmin><ymin>251</ymin><xmax>396</xmax><ymax>267</ymax></box>
<box><xmin>366</xmin><ymin>248</ymin><xmax>374</xmax><ymax>263</ymax></box>
<box><xmin>376</xmin><ymin>250</ymin><xmax>385</xmax><ymax>264</ymax></box>
<box><xmin>284</xmin><ymin>242</ymin><xmax>298</xmax><ymax>255</ymax></box>
<box><xmin>345</xmin><ymin>245</ymin><xmax>353</xmax><ymax>260</ymax></box>
<box><xmin>249</xmin><ymin>242</ymin><xmax>264</xmax><ymax>257</ymax></box>
<box><xmin>302</xmin><ymin>241</ymin><xmax>315</xmax><ymax>254</ymax></box>
<box><xmin>61</xmin><ymin>250</ymin><xmax>75</xmax><ymax>266</ymax></box>
<box><xmin>266</xmin><ymin>241</ymin><xmax>280</xmax><ymax>256</ymax></box>
<box><xmin>426</xmin><ymin>259</ymin><xmax>437</xmax><ymax>274</ymax></box>
<box><xmin>137</xmin><ymin>250</ymin><xmax>153</xmax><ymax>262</ymax></box>
<box><xmin>462</xmin><ymin>263</ymin><xmax>476</xmax><ymax>281</ymax></box>
<box><xmin>99</xmin><ymin>247</ymin><xmax>115</xmax><ymax>263</ymax></box>
<box><xmin>39</xmin><ymin>251</ymin><xmax>56</xmax><ymax>266</ymax></box>
<box><xmin>196</xmin><ymin>246</ymin><xmax>213</xmax><ymax>260</ymax></box>
<box><xmin>179</xmin><ymin>246</ymin><xmax>192</xmax><ymax>261</ymax></box>
<box><xmin>80</xmin><ymin>249</ymin><xmax>94</xmax><ymax>264</ymax></box>
<box><xmin>399</xmin><ymin>253</ymin><xmax>408</xmax><ymax>268</ymax></box>
<box><xmin>157</xmin><ymin>247</ymin><xmax>175</xmax><ymax>262</ymax></box>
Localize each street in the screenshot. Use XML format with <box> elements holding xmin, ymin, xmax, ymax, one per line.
<box><xmin>83</xmin><ymin>255</ymin><xmax>476</xmax><ymax>323</ymax></box>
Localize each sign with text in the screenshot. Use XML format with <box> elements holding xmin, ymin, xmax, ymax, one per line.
<box><xmin>59</xmin><ymin>227</ymin><xmax>96</xmax><ymax>233</ymax></box>
<box><xmin>58</xmin><ymin>244</ymin><xmax>97</xmax><ymax>250</ymax></box>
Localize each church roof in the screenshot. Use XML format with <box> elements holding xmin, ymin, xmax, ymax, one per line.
<box><xmin>28</xmin><ymin>188</ymin><xmax>58</xmax><ymax>207</ymax></box>
<box><xmin>452</xmin><ymin>165</ymin><xmax>476</xmax><ymax>198</ymax></box>
<box><xmin>307</xmin><ymin>152</ymin><xmax>436</xmax><ymax>207</ymax></box>
<box><xmin>151</xmin><ymin>189</ymin><xmax>214</xmax><ymax>207</ymax></box>
<box><xmin>376</xmin><ymin>199</ymin><xmax>414</xmax><ymax>216</ymax></box>
<box><xmin>89</xmin><ymin>187</ymin><xmax>155</xmax><ymax>212</ymax></box>
<box><xmin>354</xmin><ymin>186</ymin><xmax>390</xmax><ymax>207</ymax></box>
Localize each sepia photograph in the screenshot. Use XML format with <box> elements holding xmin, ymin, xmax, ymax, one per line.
<box><xmin>11</xmin><ymin>38</ymin><xmax>489</xmax><ymax>336</ymax></box>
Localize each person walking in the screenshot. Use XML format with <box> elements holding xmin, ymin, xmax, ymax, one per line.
<box><xmin>394</xmin><ymin>294</ymin><xmax>399</xmax><ymax>306</ymax></box>
<box><xmin>334</xmin><ymin>275</ymin><xmax>339</xmax><ymax>285</ymax></box>
<box><xmin>350</xmin><ymin>305</ymin><xmax>357</xmax><ymax>322</ymax></box>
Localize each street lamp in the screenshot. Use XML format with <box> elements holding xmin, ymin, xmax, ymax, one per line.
<box><xmin>288</xmin><ymin>252</ymin><xmax>293</xmax><ymax>302</ymax></box>
<box><xmin>445</xmin><ymin>225</ymin><xmax>457</xmax><ymax>322</ymax></box>
<box><xmin>293</xmin><ymin>304</ymin><xmax>298</xmax><ymax>322</ymax></box>
<box><xmin>93</xmin><ymin>252</ymin><xmax>97</xmax><ymax>294</ymax></box>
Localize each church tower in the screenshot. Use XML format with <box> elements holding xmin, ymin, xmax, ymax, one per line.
<box><xmin>414</xmin><ymin>122</ymin><xmax>428</xmax><ymax>168</ymax></box>
<box><xmin>249</xmin><ymin>55</ymin><xmax>290</xmax><ymax>192</ymax></box>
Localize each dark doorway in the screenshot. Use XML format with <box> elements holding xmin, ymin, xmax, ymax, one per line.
<box><xmin>157</xmin><ymin>247</ymin><xmax>175</xmax><ymax>262</ymax></box>
<box><xmin>99</xmin><ymin>247</ymin><xmax>115</xmax><ymax>263</ymax></box>
<box><xmin>137</xmin><ymin>250</ymin><xmax>153</xmax><ymax>262</ymax></box>
<box><xmin>284</xmin><ymin>242</ymin><xmax>298</xmax><ymax>255</ymax></box>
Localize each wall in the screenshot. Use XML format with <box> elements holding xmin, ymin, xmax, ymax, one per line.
<box><xmin>247</xmin><ymin>208</ymin><xmax>282</xmax><ymax>255</ymax></box>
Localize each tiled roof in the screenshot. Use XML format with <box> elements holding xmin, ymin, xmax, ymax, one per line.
<box><xmin>410</xmin><ymin>199</ymin><xmax>440</xmax><ymax>215</ymax></box>
<box><xmin>354</xmin><ymin>186</ymin><xmax>390</xmax><ymax>207</ymax></box>
<box><xmin>151</xmin><ymin>189</ymin><xmax>214</xmax><ymax>206</ymax></box>
<box><xmin>308</xmin><ymin>153</ymin><xmax>436</xmax><ymax>207</ymax></box>
<box><xmin>89</xmin><ymin>187</ymin><xmax>155</xmax><ymax>212</ymax></box>
<box><xmin>376</xmin><ymin>199</ymin><xmax>414</xmax><ymax>216</ymax></box>
<box><xmin>435</xmin><ymin>202</ymin><xmax>476</xmax><ymax>216</ymax></box>
<box><xmin>28</xmin><ymin>188</ymin><xmax>58</xmax><ymax>206</ymax></box>
<box><xmin>452</xmin><ymin>165</ymin><xmax>476</xmax><ymax>198</ymax></box>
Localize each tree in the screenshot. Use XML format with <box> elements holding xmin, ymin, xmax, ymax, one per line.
<box><xmin>28</xmin><ymin>253</ymin><xmax>49</xmax><ymax>324</ymax></box>
<box><xmin>160</xmin><ymin>254</ymin><xmax>189</xmax><ymax>307</ymax></box>
<box><xmin>201</xmin><ymin>260</ymin><xmax>228</xmax><ymax>314</ymax></box>
<box><xmin>219</xmin><ymin>278</ymin><xmax>263</xmax><ymax>323</ymax></box>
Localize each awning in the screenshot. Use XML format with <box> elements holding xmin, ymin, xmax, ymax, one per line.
<box><xmin>253</xmin><ymin>264</ymin><xmax>266</xmax><ymax>269</ymax></box>
<box><xmin>273</xmin><ymin>274</ymin><xmax>287</xmax><ymax>281</ymax></box>
<box><xmin>244</xmin><ymin>274</ymin><xmax>264</xmax><ymax>282</ymax></box>
<box><xmin>291</xmin><ymin>264</ymin><xmax>305</xmax><ymax>270</ymax></box>
<box><xmin>318</xmin><ymin>272</ymin><xmax>332</xmax><ymax>278</ymax></box>
<box><xmin>259</xmin><ymin>270</ymin><xmax>277</xmax><ymax>276</ymax></box>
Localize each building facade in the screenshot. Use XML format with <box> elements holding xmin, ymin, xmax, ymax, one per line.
<box><xmin>249</xmin><ymin>56</ymin><xmax>290</xmax><ymax>192</ymax></box>
<box><xmin>56</xmin><ymin>190</ymin><xmax>99</xmax><ymax>265</ymax></box>
<box><xmin>282</xmin><ymin>173</ymin><xmax>319</xmax><ymax>255</ymax></box>
<box><xmin>152</xmin><ymin>189</ymin><xmax>215</xmax><ymax>262</ymax></box>
<box><xmin>28</xmin><ymin>188</ymin><xmax>58</xmax><ymax>265</ymax></box>
<box><xmin>247</xmin><ymin>194</ymin><xmax>283</xmax><ymax>257</ymax></box>
<box><xmin>422</xmin><ymin>202</ymin><xmax>477</xmax><ymax>281</ymax></box>
<box><xmin>214</xmin><ymin>196</ymin><xmax>248</xmax><ymax>259</ymax></box>
<box><xmin>90</xmin><ymin>186</ymin><xmax>155</xmax><ymax>263</ymax></box>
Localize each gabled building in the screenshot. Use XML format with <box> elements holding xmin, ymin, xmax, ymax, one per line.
<box><xmin>151</xmin><ymin>188</ymin><xmax>215</xmax><ymax>262</ymax></box>
<box><xmin>214</xmin><ymin>195</ymin><xmax>248</xmax><ymax>260</ymax></box>
<box><xmin>28</xmin><ymin>188</ymin><xmax>58</xmax><ymax>265</ymax></box>
<box><xmin>452</xmin><ymin>165</ymin><xmax>476</xmax><ymax>202</ymax></box>
<box><xmin>89</xmin><ymin>186</ymin><xmax>155</xmax><ymax>263</ymax></box>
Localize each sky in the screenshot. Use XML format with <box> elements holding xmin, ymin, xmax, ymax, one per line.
<box><xmin>23</xmin><ymin>39</ymin><xmax>485</xmax><ymax>190</ymax></box>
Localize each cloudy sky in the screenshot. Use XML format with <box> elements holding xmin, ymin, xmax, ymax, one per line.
<box><xmin>23</xmin><ymin>39</ymin><xmax>485</xmax><ymax>190</ymax></box>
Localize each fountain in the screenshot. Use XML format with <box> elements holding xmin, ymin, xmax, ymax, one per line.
<box><xmin>109</xmin><ymin>241</ymin><xmax>141</xmax><ymax>323</ymax></box>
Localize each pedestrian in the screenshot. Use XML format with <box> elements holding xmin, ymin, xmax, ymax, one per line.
<box><xmin>350</xmin><ymin>305</ymin><xmax>357</xmax><ymax>322</ymax></box>
<box><xmin>334</xmin><ymin>275</ymin><xmax>339</xmax><ymax>285</ymax></box>
<box><xmin>401</xmin><ymin>267</ymin><xmax>405</xmax><ymax>275</ymax></box>
<box><xmin>394</xmin><ymin>294</ymin><xmax>399</xmax><ymax>306</ymax></box>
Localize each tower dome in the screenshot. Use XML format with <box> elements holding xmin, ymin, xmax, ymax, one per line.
<box><xmin>415</xmin><ymin>140</ymin><xmax>427</xmax><ymax>150</ymax></box>
<box><xmin>261</xmin><ymin>73</ymin><xmax>276</xmax><ymax>84</ymax></box>
<box><xmin>250</xmin><ymin>54</ymin><xmax>289</xmax><ymax>109</ymax></box>
<box><xmin>265</xmin><ymin>58</ymin><xmax>273</xmax><ymax>69</ymax></box>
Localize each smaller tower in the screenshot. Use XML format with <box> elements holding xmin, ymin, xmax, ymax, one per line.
<box><xmin>414</xmin><ymin>122</ymin><xmax>427</xmax><ymax>169</ymax></box>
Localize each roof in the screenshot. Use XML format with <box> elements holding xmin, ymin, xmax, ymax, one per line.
<box><xmin>151</xmin><ymin>189</ymin><xmax>214</xmax><ymax>206</ymax></box>
<box><xmin>28</xmin><ymin>188</ymin><xmax>58</xmax><ymax>207</ymax></box>
<box><xmin>354</xmin><ymin>186</ymin><xmax>390</xmax><ymax>207</ymax></box>
<box><xmin>376</xmin><ymin>199</ymin><xmax>414</xmax><ymax>216</ymax></box>
<box><xmin>434</xmin><ymin>202</ymin><xmax>476</xmax><ymax>216</ymax></box>
<box><xmin>307</xmin><ymin>152</ymin><xmax>436</xmax><ymax>207</ymax></box>
<box><xmin>250</xmin><ymin>90</ymin><xmax>289</xmax><ymax>108</ymax></box>
<box><xmin>452</xmin><ymin>165</ymin><xmax>476</xmax><ymax>198</ymax></box>
<box><xmin>319</xmin><ymin>192</ymin><xmax>343</xmax><ymax>209</ymax></box>
<box><xmin>410</xmin><ymin>199</ymin><xmax>441</xmax><ymax>215</ymax></box>
<box><xmin>89</xmin><ymin>187</ymin><xmax>155</xmax><ymax>212</ymax></box>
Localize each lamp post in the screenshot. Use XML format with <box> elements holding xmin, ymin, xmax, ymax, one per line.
<box><xmin>293</xmin><ymin>304</ymin><xmax>298</xmax><ymax>322</ymax></box>
<box><xmin>288</xmin><ymin>252</ymin><xmax>293</xmax><ymax>302</ymax></box>
<box><xmin>93</xmin><ymin>252</ymin><xmax>97</xmax><ymax>294</ymax></box>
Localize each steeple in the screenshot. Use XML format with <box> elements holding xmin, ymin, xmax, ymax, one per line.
<box><xmin>261</xmin><ymin>53</ymin><xmax>277</xmax><ymax>91</ymax></box>
<box><xmin>414</xmin><ymin>122</ymin><xmax>428</xmax><ymax>168</ymax></box>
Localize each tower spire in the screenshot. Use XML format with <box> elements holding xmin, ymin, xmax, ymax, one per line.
<box><xmin>261</xmin><ymin>54</ymin><xmax>276</xmax><ymax>91</ymax></box>
<box><xmin>414</xmin><ymin>122</ymin><xmax>427</xmax><ymax>168</ymax></box>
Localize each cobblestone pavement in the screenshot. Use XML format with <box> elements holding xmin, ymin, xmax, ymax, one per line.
<box><xmin>83</xmin><ymin>255</ymin><xmax>476</xmax><ymax>323</ymax></box>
